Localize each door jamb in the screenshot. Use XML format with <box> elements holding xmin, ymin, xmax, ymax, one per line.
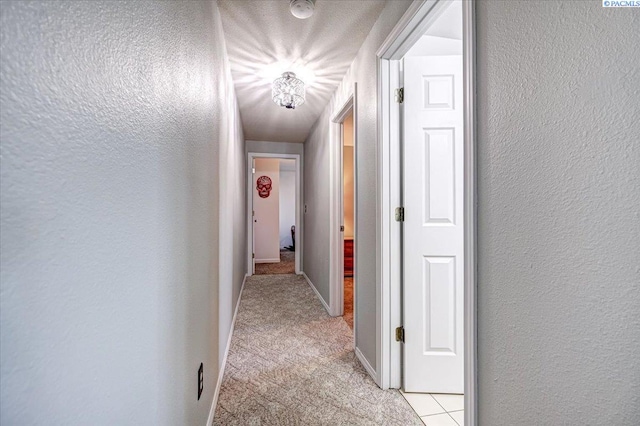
<box><xmin>246</xmin><ymin>152</ymin><xmax>302</xmax><ymax>276</ymax></box>
<box><xmin>376</xmin><ymin>0</ymin><xmax>477</xmax><ymax>424</ymax></box>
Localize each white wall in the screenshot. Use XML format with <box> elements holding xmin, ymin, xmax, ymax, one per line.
<box><xmin>476</xmin><ymin>1</ymin><xmax>640</xmax><ymax>424</ymax></box>
<box><xmin>215</xmin><ymin>0</ymin><xmax>247</xmax><ymax>398</ymax></box>
<box><xmin>0</xmin><ymin>1</ymin><xmax>246</xmax><ymax>424</ymax></box>
<box><xmin>279</xmin><ymin>161</ymin><xmax>296</xmax><ymax>248</ymax></box>
<box><xmin>254</xmin><ymin>158</ymin><xmax>280</xmax><ymax>262</ymax></box>
<box><xmin>303</xmin><ymin>0</ymin><xmax>413</xmax><ymax>369</ymax></box>
<box><xmin>246</xmin><ymin>140</ymin><xmax>304</xmax><ymax>156</ymax></box>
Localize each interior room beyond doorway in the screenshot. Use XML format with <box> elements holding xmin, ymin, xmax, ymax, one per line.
<box><xmin>253</xmin><ymin>158</ymin><xmax>296</xmax><ymax>275</ymax></box>
<box><xmin>343</xmin><ymin>111</ymin><xmax>355</xmax><ymax>330</ymax></box>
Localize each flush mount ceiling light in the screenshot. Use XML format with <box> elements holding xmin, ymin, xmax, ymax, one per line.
<box><xmin>290</xmin><ymin>0</ymin><xmax>315</xmax><ymax>19</ymax></box>
<box><xmin>272</xmin><ymin>72</ymin><xmax>305</xmax><ymax>109</ymax></box>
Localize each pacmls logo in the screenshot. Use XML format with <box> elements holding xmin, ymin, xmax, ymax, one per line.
<box><xmin>603</xmin><ymin>0</ymin><xmax>640</xmax><ymax>6</ymax></box>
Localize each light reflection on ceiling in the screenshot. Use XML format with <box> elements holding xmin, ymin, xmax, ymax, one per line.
<box><xmin>218</xmin><ymin>0</ymin><xmax>386</xmax><ymax>143</ymax></box>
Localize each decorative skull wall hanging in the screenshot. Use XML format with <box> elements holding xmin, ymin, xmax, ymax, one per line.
<box><xmin>256</xmin><ymin>175</ymin><xmax>273</xmax><ymax>198</ymax></box>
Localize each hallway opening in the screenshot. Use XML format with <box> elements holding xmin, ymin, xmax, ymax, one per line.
<box><xmin>330</xmin><ymin>91</ymin><xmax>358</xmax><ymax>336</ymax></box>
<box><xmin>343</xmin><ymin>110</ymin><xmax>355</xmax><ymax>330</ymax></box>
<box><xmin>252</xmin><ymin>158</ymin><xmax>296</xmax><ymax>275</ymax></box>
<box><xmin>247</xmin><ymin>153</ymin><xmax>302</xmax><ymax>276</ymax></box>
<box><xmin>378</xmin><ymin>0</ymin><xmax>476</xmax><ymax>424</ymax></box>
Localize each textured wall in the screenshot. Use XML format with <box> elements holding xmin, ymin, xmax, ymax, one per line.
<box><xmin>304</xmin><ymin>0</ymin><xmax>413</xmax><ymax>370</ymax></box>
<box><xmin>246</xmin><ymin>140</ymin><xmax>304</xmax><ymax>156</ymax></box>
<box><xmin>303</xmin><ymin>104</ymin><xmax>332</xmax><ymax>302</ymax></box>
<box><xmin>213</xmin><ymin>0</ymin><xmax>247</xmax><ymax>395</ymax></box>
<box><xmin>476</xmin><ymin>1</ymin><xmax>640</xmax><ymax>424</ymax></box>
<box><xmin>0</xmin><ymin>1</ymin><xmax>245</xmax><ymax>424</ymax></box>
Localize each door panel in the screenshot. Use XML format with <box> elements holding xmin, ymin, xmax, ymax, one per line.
<box><xmin>403</xmin><ymin>55</ymin><xmax>464</xmax><ymax>393</ymax></box>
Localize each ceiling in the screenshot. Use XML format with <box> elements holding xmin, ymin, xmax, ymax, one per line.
<box><xmin>218</xmin><ymin>0</ymin><xmax>386</xmax><ymax>143</ymax></box>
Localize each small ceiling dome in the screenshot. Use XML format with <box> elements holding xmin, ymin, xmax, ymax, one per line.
<box><xmin>290</xmin><ymin>0</ymin><xmax>315</xmax><ymax>19</ymax></box>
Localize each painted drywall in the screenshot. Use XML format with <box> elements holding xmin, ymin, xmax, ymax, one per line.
<box><xmin>254</xmin><ymin>158</ymin><xmax>280</xmax><ymax>262</ymax></box>
<box><xmin>476</xmin><ymin>1</ymin><xmax>640</xmax><ymax>424</ymax></box>
<box><xmin>279</xmin><ymin>162</ymin><xmax>296</xmax><ymax>249</ymax></box>
<box><xmin>215</xmin><ymin>0</ymin><xmax>248</xmax><ymax>402</ymax></box>
<box><xmin>303</xmin><ymin>0</ymin><xmax>413</xmax><ymax>369</ymax></box>
<box><xmin>246</xmin><ymin>140</ymin><xmax>304</xmax><ymax>156</ymax></box>
<box><xmin>0</xmin><ymin>1</ymin><xmax>246</xmax><ymax>425</ymax></box>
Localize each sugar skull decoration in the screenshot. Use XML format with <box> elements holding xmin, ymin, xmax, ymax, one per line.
<box><xmin>256</xmin><ymin>175</ymin><xmax>273</xmax><ymax>198</ymax></box>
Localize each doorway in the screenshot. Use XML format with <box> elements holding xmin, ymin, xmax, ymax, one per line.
<box><xmin>402</xmin><ymin>0</ymin><xmax>465</xmax><ymax>394</ymax></box>
<box><xmin>342</xmin><ymin>111</ymin><xmax>355</xmax><ymax>330</ymax></box>
<box><xmin>247</xmin><ymin>153</ymin><xmax>302</xmax><ymax>276</ymax></box>
<box><xmin>378</xmin><ymin>0</ymin><xmax>476</xmax><ymax>423</ymax></box>
<box><xmin>329</xmin><ymin>87</ymin><xmax>358</xmax><ymax>343</ymax></box>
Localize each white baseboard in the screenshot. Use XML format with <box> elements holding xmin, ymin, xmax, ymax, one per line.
<box><xmin>302</xmin><ymin>272</ymin><xmax>331</xmax><ymax>315</ymax></box>
<box><xmin>355</xmin><ymin>347</ymin><xmax>378</xmax><ymax>383</ymax></box>
<box><xmin>207</xmin><ymin>274</ymin><xmax>248</xmax><ymax>426</ymax></box>
<box><xmin>255</xmin><ymin>257</ymin><xmax>280</xmax><ymax>263</ymax></box>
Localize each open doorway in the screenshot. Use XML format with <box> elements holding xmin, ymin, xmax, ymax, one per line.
<box><xmin>401</xmin><ymin>0</ymin><xmax>465</xmax><ymax>395</ymax></box>
<box><xmin>342</xmin><ymin>112</ymin><xmax>355</xmax><ymax>330</ymax></box>
<box><xmin>247</xmin><ymin>153</ymin><xmax>301</xmax><ymax>276</ymax></box>
<box><xmin>378</xmin><ymin>0</ymin><xmax>476</xmax><ymax>423</ymax></box>
<box><xmin>329</xmin><ymin>87</ymin><xmax>358</xmax><ymax>343</ymax></box>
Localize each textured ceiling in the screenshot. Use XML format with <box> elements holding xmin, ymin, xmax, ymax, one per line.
<box><xmin>218</xmin><ymin>0</ymin><xmax>386</xmax><ymax>143</ymax></box>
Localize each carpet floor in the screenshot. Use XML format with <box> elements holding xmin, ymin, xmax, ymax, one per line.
<box><xmin>254</xmin><ymin>250</ymin><xmax>295</xmax><ymax>275</ymax></box>
<box><xmin>213</xmin><ymin>274</ymin><xmax>422</xmax><ymax>425</ymax></box>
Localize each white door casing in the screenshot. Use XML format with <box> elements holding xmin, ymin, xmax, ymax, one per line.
<box><xmin>403</xmin><ymin>55</ymin><xmax>464</xmax><ymax>393</ymax></box>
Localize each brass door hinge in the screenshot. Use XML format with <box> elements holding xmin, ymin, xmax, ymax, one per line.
<box><xmin>395</xmin><ymin>207</ymin><xmax>404</xmax><ymax>222</ymax></box>
<box><xmin>252</xmin><ymin>253</ymin><xmax>255</xmax><ymax>259</ymax></box>
<box><xmin>395</xmin><ymin>326</ymin><xmax>404</xmax><ymax>342</ymax></box>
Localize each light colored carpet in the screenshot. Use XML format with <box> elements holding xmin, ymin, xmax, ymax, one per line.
<box><xmin>213</xmin><ymin>274</ymin><xmax>422</xmax><ymax>425</ymax></box>
<box><xmin>254</xmin><ymin>250</ymin><xmax>295</xmax><ymax>275</ymax></box>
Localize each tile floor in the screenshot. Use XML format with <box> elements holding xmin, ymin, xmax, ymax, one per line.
<box><xmin>400</xmin><ymin>392</ymin><xmax>464</xmax><ymax>425</ymax></box>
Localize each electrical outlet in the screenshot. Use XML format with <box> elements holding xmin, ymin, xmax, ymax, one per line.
<box><xmin>198</xmin><ymin>363</ymin><xmax>203</xmax><ymax>400</ymax></box>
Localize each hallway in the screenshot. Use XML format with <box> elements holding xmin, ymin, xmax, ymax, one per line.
<box><xmin>213</xmin><ymin>274</ymin><xmax>421</xmax><ymax>425</ymax></box>
<box><xmin>2</xmin><ymin>1</ymin><xmax>638</xmax><ymax>424</ymax></box>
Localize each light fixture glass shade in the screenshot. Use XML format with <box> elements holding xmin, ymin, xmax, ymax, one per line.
<box><xmin>272</xmin><ymin>72</ymin><xmax>305</xmax><ymax>109</ymax></box>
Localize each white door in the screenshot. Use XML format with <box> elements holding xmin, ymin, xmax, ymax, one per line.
<box><xmin>402</xmin><ymin>55</ymin><xmax>464</xmax><ymax>393</ymax></box>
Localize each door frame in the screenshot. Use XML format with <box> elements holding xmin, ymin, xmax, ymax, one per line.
<box><xmin>329</xmin><ymin>84</ymin><xmax>358</xmax><ymax>342</ymax></box>
<box><xmin>376</xmin><ymin>0</ymin><xmax>477</xmax><ymax>423</ymax></box>
<box><xmin>246</xmin><ymin>152</ymin><xmax>302</xmax><ymax>276</ymax></box>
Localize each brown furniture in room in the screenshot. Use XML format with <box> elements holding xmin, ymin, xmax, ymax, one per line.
<box><xmin>344</xmin><ymin>239</ymin><xmax>353</xmax><ymax>277</ymax></box>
